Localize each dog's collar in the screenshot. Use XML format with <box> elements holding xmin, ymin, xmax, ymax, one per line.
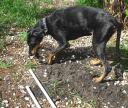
<box><xmin>42</xmin><ymin>18</ymin><xmax>48</xmax><ymax>33</ymax></box>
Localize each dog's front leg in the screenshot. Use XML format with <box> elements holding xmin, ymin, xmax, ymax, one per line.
<box><xmin>47</xmin><ymin>43</ymin><xmax>67</xmax><ymax>64</ymax></box>
<box><xmin>47</xmin><ymin>36</ymin><xmax>68</xmax><ymax>64</ymax></box>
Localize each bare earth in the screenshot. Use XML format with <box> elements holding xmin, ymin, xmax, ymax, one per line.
<box><xmin>0</xmin><ymin>31</ymin><xmax>128</xmax><ymax>108</ymax></box>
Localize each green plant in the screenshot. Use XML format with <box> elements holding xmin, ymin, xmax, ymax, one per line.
<box><xmin>0</xmin><ymin>0</ymin><xmax>41</xmax><ymax>28</ymax></box>
<box><xmin>25</xmin><ymin>60</ymin><xmax>37</xmax><ymax>69</ymax></box>
<box><xmin>77</xmin><ymin>0</ymin><xmax>101</xmax><ymax>8</ymax></box>
<box><xmin>88</xmin><ymin>99</ymin><xmax>97</xmax><ymax>107</ymax></box>
<box><xmin>126</xmin><ymin>9</ymin><xmax>128</xmax><ymax>16</ymax></box>
<box><xmin>0</xmin><ymin>99</ymin><xmax>3</xmax><ymax>108</ymax></box>
<box><xmin>41</xmin><ymin>0</ymin><xmax>53</xmax><ymax>4</ymax></box>
<box><xmin>120</xmin><ymin>39</ymin><xmax>128</xmax><ymax>57</ymax></box>
<box><xmin>0</xmin><ymin>59</ymin><xmax>14</xmax><ymax>69</ymax></box>
<box><xmin>19</xmin><ymin>31</ymin><xmax>27</xmax><ymax>43</ymax></box>
<box><xmin>0</xmin><ymin>39</ymin><xmax>6</xmax><ymax>51</ymax></box>
<box><xmin>0</xmin><ymin>0</ymin><xmax>55</xmax><ymax>51</ymax></box>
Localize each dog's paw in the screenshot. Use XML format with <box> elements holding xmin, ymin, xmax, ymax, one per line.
<box><xmin>90</xmin><ymin>58</ymin><xmax>102</xmax><ymax>66</ymax></box>
<box><xmin>47</xmin><ymin>53</ymin><xmax>56</xmax><ymax>65</ymax></box>
<box><xmin>93</xmin><ymin>76</ymin><xmax>103</xmax><ymax>83</ymax></box>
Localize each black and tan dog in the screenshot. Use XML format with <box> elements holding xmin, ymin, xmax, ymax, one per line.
<box><xmin>27</xmin><ymin>6</ymin><xmax>122</xmax><ymax>83</ymax></box>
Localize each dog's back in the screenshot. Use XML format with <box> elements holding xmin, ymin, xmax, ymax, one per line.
<box><xmin>48</xmin><ymin>6</ymin><xmax>117</xmax><ymax>30</ymax></box>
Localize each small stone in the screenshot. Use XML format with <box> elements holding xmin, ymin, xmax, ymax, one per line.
<box><xmin>31</xmin><ymin>104</ymin><xmax>36</xmax><ymax>108</ymax></box>
<box><xmin>6</xmin><ymin>104</ymin><xmax>9</xmax><ymax>107</ymax></box>
<box><xmin>107</xmin><ymin>102</ymin><xmax>110</xmax><ymax>104</ymax></box>
<box><xmin>71</xmin><ymin>55</ymin><xmax>75</xmax><ymax>59</ymax></box>
<box><xmin>107</xmin><ymin>82</ymin><xmax>110</xmax><ymax>86</ymax></box>
<box><xmin>25</xmin><ymin>97</ymin><xmax>29</xmax><ymax>101</ymax></box>
<box><xmin>43</xmin><ymin>73</ymin><xmax>47</xmax><ymax>77</ymax></box>
<box><xmin>13</xmin><ymin>93</ymin><xmax>16</xmax><ymax>96</ymax></box>
<box><xmin>18</xmin><ymin>85</ymin><xmax>24</xmax><ymax>89</ymax></box>
<box><xmin>65</xmin><ymin>97</ymin><xmax>68</xmax><ymax>100</ymax></box>
<box><xmin>121</xmin><ymin>106</ymin><xmax>125</xmax><ymax>108</ymax></box>
<box><xmin>93</xmin><ymin>87</ymin><xmax>96</xmax><ymax>89</ymax></box>
<box><xmin>69</xmin><ymin>60</ymin><xmax>72</xmax><ymax>63</ymax></box>
<box><xmin>114</xmin><ymin>81</ymin><xmax>120</xmax><ymax>85</ymax></box>
<box><xmin>66</xmin><ymin>102</ymin><xmax>68</xmax><ymax>105</ymax></box>
<box><xmin>44</xmin><ymin>69</ymin><xmax>47</xmax><ymax>72</ymax></box>
<box><xmin>122</xmin><ymin>90</ymin><xmax>127</xmax><ymax>94</ymax></box>
<box><xmin>76</xmin><ymin>60</ymin><xmax>79</xmax><ymax>63</ymax></box>
<box><xmin>3</xmin><ymin>100</ymin><xmax>8</xmax><ymax>104</ymax></box>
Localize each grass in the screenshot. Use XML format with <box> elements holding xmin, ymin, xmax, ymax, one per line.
<box><xmin>0</xmin><ymin>59</ymin><xmax>14</xmax><ymax>69</ymax></box>
<box><xmin>0</xmin><ymin>0</ymin><xmax>55</xmax><ymax>51</ymax></box>
<box><xmin>0</xmin><ymin>0</ymin><xmax>41</xmax><ymax>28</ymax></box>
<box><xmin>77</xmin><ymin>0</ymin><xmax>102</xmax><ymax>8</ymax></box>
<box><xmin>19</xmin><ymin>32</ymin><xmax>28</xmax><ymax>43</ymax></box>
<box><xmin>25</xmin><ymin>60</ymin><xmax>37</xmax><ymax>69</ymax></box>
<box><xmin>120</xmin><ymin>39</ymin><xmax>128</xmax><ymax>56</ymax></box>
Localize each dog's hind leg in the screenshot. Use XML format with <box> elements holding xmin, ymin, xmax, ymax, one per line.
<box><xmin>92</xmin><ymin>25</ymin><xmax>114</xmax><ymax>83</ymax></box>
<box><xmin>93</xmin><ymin>41</ymin><xmax>112</xmax><ymax>83</ymax></box>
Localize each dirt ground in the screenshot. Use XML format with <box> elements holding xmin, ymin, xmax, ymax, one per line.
<box><xmin>0</xmin><ymin>32</ymin><xmax>128</xmax><ymax>108</ymax></box>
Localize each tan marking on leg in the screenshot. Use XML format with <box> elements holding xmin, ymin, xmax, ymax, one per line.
<box><xmin>47</xmin><ymin>53</ymin><xmax>55</xmax><ymax>65</ymax></box>
<box><xmin>31</xmin><ymin>44</ymin><xmax>40</xmax><ymax>55</ymax></box>
<box><xmin>93</xmin><ymin>75</ymin><xmax>104</xmax><ymax>83</ymax></box>
<box><xmin>90</xmin><ymin>58</ymin><xmax>102</xmax><ymax>66</ymax></box>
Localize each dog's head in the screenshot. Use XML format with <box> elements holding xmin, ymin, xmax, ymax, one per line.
<box><xmin>27</xmin><ymin>18</ymin><xmax>48</xmax><ymax>56</ymax></box>
<box><xmin>27</xmin><ymin>27</ymin><xmax>45</xmax><ymax>56</ymax></box>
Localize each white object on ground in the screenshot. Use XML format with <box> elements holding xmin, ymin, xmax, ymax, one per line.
<box><xmin>26</xmin><ymin>86</ymin><xmax>41</xmax><ymax>108</ymax></box>
<box><xmin>29</xmin><ymin>69</ymin><xmax>57</xmax><ymax>108</ymax></box>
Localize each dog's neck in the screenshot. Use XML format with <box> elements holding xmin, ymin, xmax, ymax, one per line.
<box><xmin>42</xmin><ymin>18</ymin><xmax>48</xmax><ymax>34</ymax></box>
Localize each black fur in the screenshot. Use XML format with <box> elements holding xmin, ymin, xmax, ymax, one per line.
<box><xmin>27</xmin><ymin>6</ymin><xmax>122</xmax><ymax>82</ymax></box>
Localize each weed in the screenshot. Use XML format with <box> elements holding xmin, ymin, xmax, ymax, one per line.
<box><xmin>25</xmin><ymin>60</ymin><xmax>37</xmax><ymax>69</ymax></box>
<box><xmin>19</xmin><ymin>31</ymin><xmax>27</xmax><ymax>43</ymax></box>
<box><xmin>88</xmin><ymin>99</ymin><xmax>97</xmax><ymax>108</ymax></box>
<box><xmin>41</xmin><ymin>0</ymin><xmax>53</xmax><ymax>4</ymax></box>
<box><xmin>0</xmin><ymin>59</ymin><xmax>14</xmax><ymax>69</ymax></box>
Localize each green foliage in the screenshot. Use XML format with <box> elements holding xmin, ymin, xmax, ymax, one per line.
<box><xmin>88</xmin><ymin>99</ymin><xmax>97</xmax><ymax>107</ymax></box>
<box><xmin>19</xmin><ymin>32</ymin><xmax>27</xmax><ymax>43</ymax></box>
<box><xmin>0</xmin><ymin>59</ymin><xmax>14</xmax><ymax>69</ymax></box>
<box><xmin>126</xmin><ymin>10</ymin><xmax>128</xmax><ymax>16</ymax></box>
<box><xmin>41</xmin><ymin>0</ymin><xmax>53</xmax><ymax>4</ymax></box>
<box><xmin>77</xmin><ymin>0</ymin><xmax>101</xmax><ymax>8</ymax></box>
<box><xmin>0</xmin><ymin>0</ymin><xmax>55</xmax><ymax>51</ymax></box>
<box><xmin>120</xmin><ymin>39</ymin><xmax>128</xmax><ymax>57</ymax></box>
<box><xmin>25</xmin><ymin>60</ymin><xmax>37</xmax><ymax>69</ymax></box>
<box><xmin>0</xmin><ymin>0</ymin><xmax>41</xmax><ymax>28</ymax></box>
<box><xmin>125</xmin><ymin>0</ymin><xmax>128</xmax><ymax>4</ymax></box>
<box><xmin>0</xmin><ymin>39</ymin><xmax>6</xmax><ymax>51</ymax></box>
